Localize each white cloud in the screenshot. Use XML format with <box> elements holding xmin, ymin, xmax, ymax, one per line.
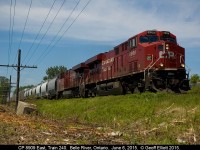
<box><xmin>0</xmin><ymin>0</ymin><xmax>199</xmax><ymax>45</ymax></box>
<box><xmin>1</xmin><ymin>0</ymin><xmax>199</xmax><ymax>86</ymax></box>
<box><xmin>61</xmin><ymin>0</ymin><xmax>200</xmax><ymax>44</ymax></box>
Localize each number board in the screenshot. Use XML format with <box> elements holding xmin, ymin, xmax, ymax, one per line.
<box><xmin>147</xmin><ymin>31</ymin><xmax>156</xmax><ymax>35</ymax></box>
<box><xmin>163</xmin><ymin>31</ymin><xmax>170</xmax><ymax>37</ymax></box>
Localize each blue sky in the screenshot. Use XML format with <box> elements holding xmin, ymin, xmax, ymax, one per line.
<box><xmin>0</xmin><ymin>0</ymin><xmax>200</xmax><ymax>91</ymax></box>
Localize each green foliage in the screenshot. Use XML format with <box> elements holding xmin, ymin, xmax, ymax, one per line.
<box><xmin>190</xmin><ymin>74</ymin><xmax>200</xmax><ymax>84</ymax></box>
<box><xmin>31</xmin><ymin>88</ymin><xmax>200</xmax><ymax>144</ymax></box>
<box><xmin>0</xmin><ymin>76</ymin><xmax>9</xmax><ymax>104</ymax></box>
<box><xmin>43</xmin><ymin>66</ymin><xmax>67</xmax><ymax>81</ymax></box>
<box><xmin>188</xmin><ymin>86</ymin><xmax>200</xmax><ymax>94</ymax></box>
<box><xmin>0</xmin><ymin>76</ymin><xmax>9</xmax><ymax>89</ymax></box>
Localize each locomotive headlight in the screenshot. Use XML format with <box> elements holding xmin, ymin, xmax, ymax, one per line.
<box><xmin>166</xmin><ymin>44</ymin><xmax>169</xmax><ymax>50</ymax></box>
<box><xmin>181</xmin><ymin>64</ymin><xmax>185</xmax><ymax>67</ymax></box>
<box><xmin>160</xmin><ymin>63</ymin><xmax>164</xmax><ymax>67</ymax></box>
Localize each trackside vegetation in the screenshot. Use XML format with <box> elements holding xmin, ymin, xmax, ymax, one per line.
<box><xmin>30</xmin><ymin>86</ymin><xmax>200</xmax><ymax>144</ymax></box>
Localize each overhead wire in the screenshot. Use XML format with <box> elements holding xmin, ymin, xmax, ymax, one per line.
<box><xmin>8</xmin><ymin>0</ymin><xmax>13</xmax><ymax>65</ymax></box>
<box><xmin>10</xmin><ymin>0</ymin><xmax>16</xmax><ymax>63</ymax></box>
<box><xmin>34</xmin><ymin>0</ymin><xmax>91</xmax><ymax>65</ymax></box>
<box><xmin>20</xmin><ymin>0</ymin><xmax>68</xmax><ymax>85</ymax></box>
<box><xmin>33</xmin><ymin>0</ymin><xmax>81</xmax><ymax>65</ymax></box>
<box><xmin>6</xmin><ymin>0</ymin><xmax>13</xmax><ymax>77</ymax></box>
<box><xmin>10</xmin><ymin>0</ymin><xmax>32</xmax><ymax>82</ymax></box>
<box><xmin>20</xmin><ymin>0</ymin><xmax>91</xmax><ymax>87</ymax></box>
<box><xmin>25</xmin><ymin>0</ymin><xmax>66</xmax><ymax>65</ymax></box>
<box><xmin>22</xmin><ymin>0</ymin><xmax>57</xmax><ymax>64</ymax></box>
<box><xmin>18</xmin><ymin>0</ymin><xmax>33</xmax><ymax>49</ymax></box>
<box><xmin>8</xmin><ymin>0</ymin><xmax>17</xmax><ymax>77</ymax></box>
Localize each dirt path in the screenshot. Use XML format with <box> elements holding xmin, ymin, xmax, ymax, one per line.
<box><xmin>0</xmin><ymin>105</ymin><xmax>128</xmax><ymax>144</ymax></box>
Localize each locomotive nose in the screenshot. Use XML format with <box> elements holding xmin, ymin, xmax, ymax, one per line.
<box><xmin>159</xmin><ymin>42</ymin><xmax>185</xmax><ymax>69</ymax></box>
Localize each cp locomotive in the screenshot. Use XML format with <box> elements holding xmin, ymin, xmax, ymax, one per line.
<box><xmin>21</xmin><ymin>30</ymin><xmax>190</xmax><ymax>100</ymax></box>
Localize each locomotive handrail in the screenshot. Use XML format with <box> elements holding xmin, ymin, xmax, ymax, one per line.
<box><xmin>144</xmin><ymin>56</ymin><xmax>162</xmax><ymax>81</ymax></box>
<box><xmin>146</xmin><ymin>55</ymin><xmax>154</xmax><ymax>69</ymax></box>
<box><xmin>144</xmin><ymin>54</ymin><xmax>153</xmax><ymax>80</ymax></box>
<box><xmin>148</xmin><ymin>57</ymin><xmax>161</xmax><ymax>70</ymax></box>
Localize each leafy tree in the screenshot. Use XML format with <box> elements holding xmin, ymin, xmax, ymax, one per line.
<box><xmin>43</xmin><ymin>66</ymin><xmax>67</xmax><ymax>81</ymax></box>
<box><xmin>0</xmin><ymin>76</ymin><xmax>9</xmax><ymax>94</ymax></box>
<box><xmin>190</xmin><ymin>74</ymin><xmax>200</xmax><ymax>84</ymax></box>
<box><xmin>0</xmin><ymin>76</ymin><xmax>9</xmax><ymax>104</ymax></box>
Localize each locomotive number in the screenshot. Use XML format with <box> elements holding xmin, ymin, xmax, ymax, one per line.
<box><xmin>102</xmin><ymin>57</ymin><xmax>114</xmax><ymax>65</ymax></box>
<box><xmin>129</xmin><ymin>50</ymin><xmax>136</xmax><ymax>57</ymax></box>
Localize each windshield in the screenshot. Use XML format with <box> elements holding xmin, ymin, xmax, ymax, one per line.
<box><xmin>140</xmin><ymin>36</ymin><xmax>158</xmax><ymax>43</ymax></box>
<box><xmin>160</xmin><ymin>37</ymin><xmax>176</xmax><ymax>43</ymax></box>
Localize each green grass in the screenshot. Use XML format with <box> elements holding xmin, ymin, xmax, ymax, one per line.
<box><xmin>30</xmin><ymin>86</ymin><xmax>200</xmax><ymax>144</ymax></box>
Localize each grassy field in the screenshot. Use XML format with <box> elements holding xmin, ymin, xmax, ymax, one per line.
<box><xmin>30</xmin><ymin>87</ymin><xmax>200</xmax><ymax>144</ymax></box>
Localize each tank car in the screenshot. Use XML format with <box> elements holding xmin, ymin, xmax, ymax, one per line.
<box><xmin>36</xmin><ymin>84</ymin><xmax>41</xmax><ymax>98</ymax></box>
<box><xmin>41</xmin><ymin>81</ymin><xmax>48</xmax><ymax>98</ymax></box>
<box><xmin>47</xmin><ymin>77</ymin><xmax>57</xmax><ymax>99</ymax></box>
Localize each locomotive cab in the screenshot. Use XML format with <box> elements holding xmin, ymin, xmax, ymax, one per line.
<box><xmin>138</xmin><ymin>30</ymin><xmax>190</xmax><ymax>92</ymax></box>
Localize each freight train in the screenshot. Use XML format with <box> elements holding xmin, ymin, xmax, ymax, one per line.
<box><xmin>18</xmin><ymin>30</ymin><xmax>190</xmax><ymax>100</ymax></box>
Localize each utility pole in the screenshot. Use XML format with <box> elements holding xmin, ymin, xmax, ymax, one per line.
<box><xmin>0</xmin><ymin>49</ymin><xmax>37</xmax><ymax>111</ymax></box>
<box><xmin>16</xmin><ymin>49</ymin><xmax>21</xmax><ymax>111</ymax></box>
<box><xmin>9</xmin><ymin>75</ymin><xmax>11</xmax><ymax>103</ymax></box>
<box><xmin>8</xmin><ymin>75</ymin><xmax>16</xmax><ymax>106</ymax></box>
<box><xmin>8</xmin><ymin>75</ymin><xmax>11</xmax><ymax>105</ymax></box>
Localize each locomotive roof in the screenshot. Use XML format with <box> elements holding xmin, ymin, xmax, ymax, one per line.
<box><xmin>72</xmin><ymin>63</ymin><xmax>88</xmax><ymax>71</ymax></box>
<box><xmin>85</xmin><ymin>53</ymin><xmax>105</xmax><ymax>65</ymax></box>
<box><xmin>133</xmin><ymin>30</ymin><xmax>176</xmax><ymax>38</ymax></box>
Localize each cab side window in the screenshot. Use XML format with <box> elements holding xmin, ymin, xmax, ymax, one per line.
<box><xmin>130</xmin><ymin>37</ymin><xmax>137</xmax><ymax>48</ymax></box>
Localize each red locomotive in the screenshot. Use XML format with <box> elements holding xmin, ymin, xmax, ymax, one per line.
<box><xmin>55</xmin><ymin>30</ymin><xmax>190</xmax><ymax>98</ymax></box>
<box><xmin>19</xmin><ymin>30</ymin><xmax>190</xmax><ymax>100</ymax></box>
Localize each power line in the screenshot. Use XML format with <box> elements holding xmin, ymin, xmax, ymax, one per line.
<box><xmin>35</xmin><ymin>0</ymin><xmax>91</xmax><ymax>65</ymax></box>
<box><xmin>16</xmin><ymin>0</ymin><xmax>66</xmax><ymax>88</ymax></box>
<box><xmin>19</xmin><ymin>0</ymin><xmax>91</xmax><ymax>87</ymax></box>
<box><xmin>25</xmin><ymin>0</ymin><xmax>66</xmax><ymax>65</ymax></box>
<box><xmin>9</xmin><ymin>0</ymin><xmax>16</xmax><ymax>65</ymax></box>
<box><xmin>22</xmin><ymin>0</ymin><xmax>57</xmax><ymax>64</ymax></box>
<box><xmin>6</xmin><ymin>0</ymin><xmax>13</xmax><ymax>77</ymax></box>
<box><xmin>18</xmin><ymin>0</ymin><xmax>33</xmax><ymax>49</ymax></box>
<box><xmin>11</xmin><ymin>0</ymin><xmax>33</xmax><ymax>77</ymax></box>
<box><xmin>33</xmin><ymin>0</ymin><xmax>81</xmax><ymax>65</ymax></box>
<box><xmin>8</xmin><ymin>0</ymin><xmax>13</xmax><ymax>65</ymax></box>
<box><xmin>8</xmin><ymin>0</ymin><xmax>17</xmax><ymax>80</ymax></box>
